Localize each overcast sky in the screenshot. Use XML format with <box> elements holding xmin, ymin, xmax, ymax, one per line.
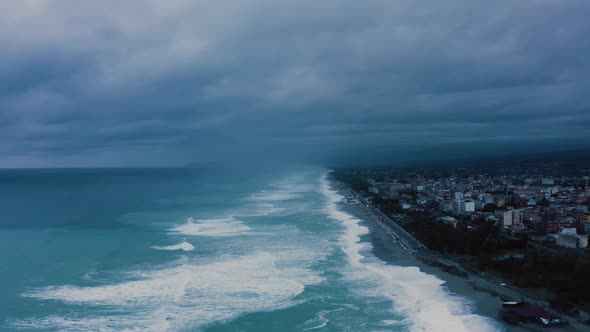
<box><xmin>1</xmin><ymin>0</ymin><xmax>590</xmax><ymax>167</ymax></box>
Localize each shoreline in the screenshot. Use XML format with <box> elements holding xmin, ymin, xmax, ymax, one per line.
<box><xmin>335</xmin><ymin>183</ymin><xmax>587</xmax><ymax>332</ymax></box>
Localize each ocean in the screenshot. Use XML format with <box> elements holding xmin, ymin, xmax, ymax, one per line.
<box><xmin>0</xmin><ymin>167</ymin><xmax>503</xmax><ymax>331</ymax></box>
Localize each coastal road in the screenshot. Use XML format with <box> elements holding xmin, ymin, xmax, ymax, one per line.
<box><xmin>341</xmin><ymin>185</ymin><xmax>531</xmax><ymax>302</ymax></box>
<box><xmin>342</xmin><ymin>186</ymin><xmax>427</xmax><ymax>254</ymax></box>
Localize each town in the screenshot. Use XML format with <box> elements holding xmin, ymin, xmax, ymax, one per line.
<box><xmin>333</xmin><ymin>158</ymin><xmax>590</xmax><ymax>328</ymax></box>
<box><xmin>360</xmin><ymin>171</ymin><xmax>589</xmax><ymax>249</ymax></box>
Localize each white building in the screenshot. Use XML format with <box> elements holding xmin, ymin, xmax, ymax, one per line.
<box><xmin>463</xmin><ymin>199</ymin><xmax>475</xmax><ymax>213</ymax></box>
<box><xmin>561</xmin><ymin>227</ymin><xmax>578</xmax><ymax>235</ymax></box>
<box><xmin>512</xmin><ymin>209</ymin><xmax>524</xmax><ymax>226</ymax></box>
<box><xmin>452</xmin><ymin>200</ymin><xmax>462</xmax><ymax>214</ymax></box>
<box><xmin>503</xmin><ymin>210</ymin><xmax>513</xmax><ymax>226</ymax></box>
<box><xmin>557</xmin><ymin>233</ymin><xmax>588</xmax><ymax>248</ymax></box>
<box><xmin>453</xmin><ymin>199</ymin><xmax>475</xmax><ymax>214</ymax></box>
<box><xmin>501</xmin><ymin>209</ymin><xmax>524</xmax><ymax>227</ymax></box>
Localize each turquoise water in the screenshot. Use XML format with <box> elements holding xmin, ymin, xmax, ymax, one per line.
<box><xmin>0</xmin><ymin>167</ymin><xmax>501</xmax><ymax>331</ymax></box>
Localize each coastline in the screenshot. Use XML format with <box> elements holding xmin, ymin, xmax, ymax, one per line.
<box><xmin>334</xmin><ymin>183</ymin><xmax>586</xmax><ymax>332</ymax></box>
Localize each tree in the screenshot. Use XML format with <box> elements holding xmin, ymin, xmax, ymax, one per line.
<box><xmin>483</xmin><ymin>203</ymin><xmax>497</xmax><ymax>212</ymax></box>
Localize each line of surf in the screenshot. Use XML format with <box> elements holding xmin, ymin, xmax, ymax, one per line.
<box><xmin>319</xmin><ymin>171</ymin><xmax>503</xmax><ymax>332</ymax></box>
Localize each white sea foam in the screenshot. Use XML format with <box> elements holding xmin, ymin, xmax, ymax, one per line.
<box><xmin>302</xmin><ymin>310</ymin><xmax>330</xmax><ymax>330</ymax></box>
<box><xmin>19</xmin><ymin>251</ymin><xmax>322</xmax><ymax>331</ymax></box>
<box><xmin>240</xmin><ymin>175</ymin><xmax>315</xmax><ymax>217</ymax></box>
<box><xmin>301</xmin><ymin>308</ymin><xmax>346</xmax><ymax>331</ymax></box>
<box><xmin>152</xmin><ymin>241</ymin><xmax>194</xmax><ymax>251</ymax></box>
<box><xmin>253</xmin><ymin>203</ymin><xmax>287</xmax><ymax>215</ymax></box>
<box><xmin>248</xmin><ymin>175</ymin><xmax>313</xmax><ymax>203</ymax></box>
<box><xmin>172</xmin><ymin>217</ymin><xmax>251</xmax><ymax>237</ymax></box>
<box><xmin>234</xmin><ymin>203</ymin><xmax>287</xmax><ymax>217</ymax></box>
<box><xmin>379</xmin><ymin>319</ymin><xmax>403</xmax><ymax>326</ymax></box>
<box><xmin>319</xmin><ymin>171</ymin><xmax>503</xmax><ymax>332</ymax></box>
<box><xmin>271</xmin><ymin>181</ymin><xmax>315</xmax><ymax>193</ymax></box>
<box><xmin>249</xmin><ymin>191</ymin><xmax>302</xmax><ymax>202</ymax></box>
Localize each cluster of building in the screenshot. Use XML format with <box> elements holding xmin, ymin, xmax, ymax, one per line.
<box><xmin>365</xmin><ymin>173</ymin><xmax>590</xmax><ymax>249</ymax></box>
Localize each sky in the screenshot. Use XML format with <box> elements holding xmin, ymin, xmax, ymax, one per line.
<box><xmin>1</xmin><ymin>0</ymin><xmax>590</xmax><ymax>167</ymax></box>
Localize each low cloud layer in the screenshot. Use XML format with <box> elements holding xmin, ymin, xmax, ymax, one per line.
<box><xmin>2</xmin><ymin>0</ymin><xmax>590</xmax><ymax>167</ymax></box>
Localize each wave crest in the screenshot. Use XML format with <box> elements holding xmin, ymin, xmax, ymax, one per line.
<box><xmin>152</xmin><ymin>241</ymin><xmax>194</xmax><ymax>251</ymax></box>
<box><xmin>172</xmin><ymin>217</ymin><xmax>251</xmax><ymax>237</ymax></box>
<box><xmin>20</xmin><ymin>251</ymin><xmax>321</xmax><ymax>331</ymax></box>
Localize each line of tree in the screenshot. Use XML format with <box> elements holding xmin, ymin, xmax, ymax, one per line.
<box><xmin>403</xmin><ymin>215</ymin><xmax>526</xmax><ymax>255</ymax></box>
<box><xmin>479</xmin><ymin>253</ymin><xmax>590</xmax><ymax>310</ymax></box>
<box><xmin>369</xmin><ymin>196</ymin><xmax>525</xmax><ymax>255</ymax></box>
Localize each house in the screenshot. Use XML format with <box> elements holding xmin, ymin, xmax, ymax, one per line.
<box><xmin>438</xmin><ymin>216</ymin><xmax>458</xmax><ymax>228</ymax></box>
<box><xmin>556</xmin><ymin>233</ymin><xmax>588</xmax><ymax>248</ymax></box>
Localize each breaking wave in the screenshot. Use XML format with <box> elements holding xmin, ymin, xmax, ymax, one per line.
<box><xmin>172</xmin><ymin>217</ymin><xmax>251</xmax><ymax>237</ymax></box>
<box><xmin>319</xmin><ymin>171</ymin><xmax>503</xmax><ymax>332</ymax></box>
<box><xmin>18</xmin><ymin>251</ymin><xmax>322</xmax><ymax>331</ymax></box>
<box><xmin>152</xmin><ymin>241</ymin><xmax>194</xmax><ymax>251</ymax></box>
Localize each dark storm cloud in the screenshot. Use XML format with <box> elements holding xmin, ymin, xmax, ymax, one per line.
<box><xmin>1</xmin><ymin>0</ymin><xmax>590</xmax><ymax>166</ymax></box>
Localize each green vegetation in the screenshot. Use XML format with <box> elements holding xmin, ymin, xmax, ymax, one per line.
<box><xmin>483</xmin><ymin>203</ymin><xmax>497</xmax><ymax>212</ymax></box>
<box><xmin>481</xmin><ymin>253</ymin><xmax>590</xmax><ymax>311</ymax></box>
<box><xmin>368</xmin><ymin>195</ymin><xmax>525</xmax><ymax>255</ymax></box>
<box><xmin>371</xmin><ymin>196</ymin><xmax>402</xmax><ymax>215</ymax></box>
<box><xmin>405</xmin><ymin>217</ymin><xmax>526</xmax><ymax>255</ymax></box>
